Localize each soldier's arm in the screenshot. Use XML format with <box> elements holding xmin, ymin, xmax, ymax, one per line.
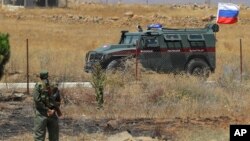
<box><xmin>33</xmin><ymin>84</ymin><xmax>49</xmax><ymax>111</ymax></box>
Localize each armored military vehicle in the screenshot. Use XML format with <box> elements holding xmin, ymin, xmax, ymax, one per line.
<box><xmin>0</xmin><ymin>33</ymin><xmax>10</xmax><ymax>79</ymax></box>
<box><xmin>84</xmin><ymin>24</ymin><xmax>219</xmax><ymax>76</ymax></box>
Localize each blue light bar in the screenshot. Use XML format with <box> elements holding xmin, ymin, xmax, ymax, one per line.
<box><xmin>147</xmin><ymin>23</ymin><xmax>163</xmax><ymax>30</ymax></box>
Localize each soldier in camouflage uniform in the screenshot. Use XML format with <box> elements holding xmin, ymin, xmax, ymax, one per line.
<box><xmin>33</xmin><ymin>71</ymin><xmax>61</xmax><ymax>141</ymax></box>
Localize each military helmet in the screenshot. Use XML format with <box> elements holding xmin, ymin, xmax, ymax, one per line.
<box><xmin>40</xmin><ymin>70</ymin><xmax>48</xmax><ymax>79</ymax></box>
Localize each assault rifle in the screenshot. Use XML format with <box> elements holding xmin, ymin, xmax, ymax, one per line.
<box><xmin>49</xmin><ymin>87</ymin><xmax>62</xmax><ymax>117</ymax></box>
<box><xmin>44</xmin><ymin>79</ymin><xmax>62</xmax><ymax>117</ymax></box>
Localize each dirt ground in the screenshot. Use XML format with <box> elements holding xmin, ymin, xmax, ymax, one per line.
<box><xmin>0</xmin><ymin>90</ymin><xmax>238</xmax><ymax>141</ymax></box>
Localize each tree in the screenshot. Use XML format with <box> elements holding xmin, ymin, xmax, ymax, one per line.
<box><xmin>0</xmin><ymin>33</ymin><xmax>10</xmax><ymax>80</ymax></box>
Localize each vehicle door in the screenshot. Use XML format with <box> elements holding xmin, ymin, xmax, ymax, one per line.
<box><xmin>139</xmin><ymin>35</ymin><xmax>163</xmax><ymax>71</ymax></box>
<box><xmin>164</xmin><ymin>34</ymin><xmax>186</xmax><ymax>72</ymax></box>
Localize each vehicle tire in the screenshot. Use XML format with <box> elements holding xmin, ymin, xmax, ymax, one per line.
<box><xmin>106</xmin><ymin>59</ymin><xmax>125</xmax><ymax>71</ymax></box>
<box><xmin>186</xmin><ymin>59</ymin><xmax>210</xmax><ymax>77</ymax></box>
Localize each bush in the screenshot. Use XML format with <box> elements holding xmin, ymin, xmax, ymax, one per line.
<box><xmin>0</xmin><ymin>33</ymin><xmax>10</xmax><ymax>79</ymax></box>
<box><xmin>91</xmin><ymin>63</ymin><xmax>106</xmax><ymax>109</ymax></box>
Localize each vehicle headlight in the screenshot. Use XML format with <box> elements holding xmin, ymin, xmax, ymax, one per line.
<box><xmin>102</xmin><ymin>54</ymin><xmax>111</xmax><ymax>61</ymax></box>
<box><xmin>95</xmin><ymin>53</ymin><xmax>103</xmax><ymax>61</ymax></box>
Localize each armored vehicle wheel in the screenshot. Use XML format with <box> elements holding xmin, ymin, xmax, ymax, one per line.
<box><xmin>106</xmin><ymin>59</ymin><xmax>125</xmax><ymax>71</ymax></box>
<box><xmin>186</xmin><ymin>59</ymin><xmax>210</xmax><ymax>77</ymax></box>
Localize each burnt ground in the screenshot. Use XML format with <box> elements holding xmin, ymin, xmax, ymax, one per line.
<box><xmin>0</xmin><ymin>92</ymin><xmax>235</xmax><ymax>141</ymax></box>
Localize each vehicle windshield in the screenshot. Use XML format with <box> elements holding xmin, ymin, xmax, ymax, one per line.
<box><xmin>120</xmin><ymin>35</ymin><xmax>140</xmax><ymax>44</ymax></box>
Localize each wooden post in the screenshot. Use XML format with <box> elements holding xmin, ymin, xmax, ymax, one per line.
<box><xmin>135</xmin><ymin>41</ymin><xmax>139</xmax><ymax>81</ymax></box>
<box><xmin>240</xmin><ymin>38</ymin><xmax>243</xmax><ymax>82</ymax></box>
<box><xmin>26</xmin><ymin>39</ymin><xmax>29</xmax><ymax>95</ymax></box>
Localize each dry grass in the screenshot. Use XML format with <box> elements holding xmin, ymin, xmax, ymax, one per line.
<box><xmin>62</xmin><ymin>73</ymin><xmax>250</xmax><ymax>119</ymax></box>
<box><xmin>177</xmin><ymin>127</ymin><xmax>228</xmax><ymax>141</ymax></box>
<box><xmin>0</xmin><ymin>4</ymin><xmax>250</xmax><ymax>82</ymax></box>
<box><xmin>1</xmin><ymin>3</ymin><xmax>250</xmax><ymax>141</ymax></box>
<box><xmin>0</xmin><ymin>4</ymin><xmax>249</xmax><ymax>82</ymax></box>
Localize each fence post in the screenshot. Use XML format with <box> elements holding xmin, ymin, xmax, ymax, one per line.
<box><xmin>240</xmin><ymin>38</ymin><xmax>243</xmax><ymax>82</ymax></box>
<box><xmin>26</xmin><ymin>39</ymin><xmax>29</xmax><ymax>95</ymax></box>
<box><xmin>135</xmin><ymin>41</ymin><xmax>139</xmax><ymax>81</ymax></box>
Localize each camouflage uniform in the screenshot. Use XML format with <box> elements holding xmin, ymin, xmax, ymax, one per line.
<box><xmin>33</xmin><ymin>71</ymin><xmax>61</xmax><ymax>141</ymax></box>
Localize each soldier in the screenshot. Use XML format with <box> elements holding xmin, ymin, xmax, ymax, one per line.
<box><xmin>33</xmin><ymin>71</ymin><xmax>62</xmax><ymax>141</ymax></box>
<box><xmin>137</xmin><ymin>25</ymin><xmax>143</xmax><ymax>32</ymax></box>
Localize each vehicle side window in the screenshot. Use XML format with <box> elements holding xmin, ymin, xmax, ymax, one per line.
<box><xmin>189</xmin><ymin>41</ymin><xmax>205</xmax><ymax>48</ymax></box>
<box><xmin>164</xmin><ymin>34</ymin><xmax>182</xmax><ymax>49</ymax></box>
<box><xmin>188</xmin><ymin>34</ymin><xmax>206</xmax><ymax>48</ymax></box>
<box><xmin>122</xmin><ymin>35</ymin><xmax>139</xmax><ymax>44</ymax></box>
<box><xmin>166</xmin><ymin>41</ymin><xmax>182</xmax><ymax>49</ymax></box>
<box><xmin>131</xmin><ymin>36</ymin><xmax>140</xmax><ymax>44</ymax></box>
<box><xmin>143</xmin><ymin>37</ymin><xmax>159</xmax><ymax>48</ymax></box>
<box><xmin>124</xmin><ymin>36</ymin><xmax>132</xmax><ymax>44</ymax></box>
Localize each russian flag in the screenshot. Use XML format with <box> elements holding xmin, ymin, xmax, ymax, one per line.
<box><xmin>217</xmin><ymin>3</ymin><xmax>239</xmax><ymax>24</ymax></box>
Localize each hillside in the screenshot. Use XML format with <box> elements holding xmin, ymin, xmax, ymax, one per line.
<box><xmin>0</xmin><ymin>4</ymin><xmax>249</xmax><ymax>81</ymax></box>
<box><xmin>0</xmin><ymin>3</ymin><xmax>250</xmax><ymax>141</ymax></box>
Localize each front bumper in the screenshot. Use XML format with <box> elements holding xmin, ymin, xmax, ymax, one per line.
<box><xmin>84</xmin><ymin>51</ymin><xmax>106</xmax><ymax>73</ymax></box>
<box><xmin>84</xmin><ymin>61</ymin><xmax>95</xmax><ymax>73</ymax></box>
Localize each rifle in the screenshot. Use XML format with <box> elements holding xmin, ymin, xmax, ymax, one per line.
<box><xmin>49</xmin><ymin>102</ymin><xmax>63</xmax><ymax>117</ymax></box>
<box><xmin>50</xmin><ymin>86</ymin><xmax>62</xmax><ymax>117</ymax></box>
<box><xmin>44</xmin><ymin>79</ymin><xmax>62</xmax><ymax>117</ymax></box>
